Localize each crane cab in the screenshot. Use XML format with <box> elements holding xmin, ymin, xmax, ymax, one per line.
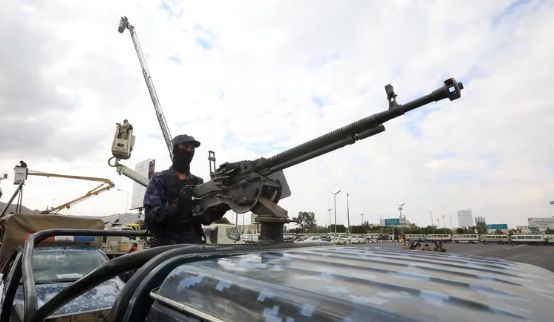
<box><xmin>111</xmin><ymin>122</ymin><xmax>135</xmax><ymax>160</ymax></box>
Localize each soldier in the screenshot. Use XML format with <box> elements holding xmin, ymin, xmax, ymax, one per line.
<box><xmin>118</xmin><ymin>119</ymin><xmax>133</xmax><ymax>140</ymax></box>
<box><xmin>143</xmin><ymin>134</ymin><xmax>229</xmax><ymax>247</ymax></box>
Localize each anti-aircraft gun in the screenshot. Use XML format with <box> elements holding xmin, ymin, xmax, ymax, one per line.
<box><xmin>186</xmin><ymin>78</ymin><xmax>464</xmax><ymax>242</ymax></box>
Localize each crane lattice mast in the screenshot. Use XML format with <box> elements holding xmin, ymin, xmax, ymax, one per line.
<box><xmin>118</xmin><ymin>16</ymin><xmax>174</xmax><ymax>160</ymax></box>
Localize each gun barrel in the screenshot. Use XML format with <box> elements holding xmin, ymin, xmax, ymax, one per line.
<box><xmin>256</xmin><ymin>78</ymin><xmax>463</xmax><ymax>174</ymax></box>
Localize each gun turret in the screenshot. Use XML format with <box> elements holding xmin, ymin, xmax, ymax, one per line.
<box><xmin>190</xmin><ymin>78</ymin><xmax>464</xmax><ymax>242</ymax></box>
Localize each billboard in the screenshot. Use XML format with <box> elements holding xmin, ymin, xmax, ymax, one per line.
<box><xmin>380</xmin><ymin>218</ymin><xmax>400</xmax><ymax>226</ymax></box>
<box><xmin>486</xmin><ymin>224</ymin><xmax>508</xmax><ymax>230</ymax></box>
<box><xmin>528</xmin><ymin>217</ymin><xmax>554</xmax><ymax>231</ymax></box>
<box><xmin>130</xmin><ymin>159</ymin><xmax>156</xmax><ymax>210</ymax></box>
<box><xmin>457</xmin><ymin>210</ymin><xmax>473</xmax><ymax>228</ymax></box>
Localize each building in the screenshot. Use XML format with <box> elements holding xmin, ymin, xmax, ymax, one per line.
<box><xmin>457</xmin><ymin>210</ymin><xmax>473</xmax><ymax>228</ymax></box>
<box><xmin>528</xmin><ymin>217</ymin><xmax>554</xmax><ymax>232</ymax></box>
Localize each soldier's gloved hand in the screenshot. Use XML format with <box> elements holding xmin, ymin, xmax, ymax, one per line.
<box><xmin>177</xmin><ymin>186</ymin><xmax>195</xmax><ymax>205</ymax></box>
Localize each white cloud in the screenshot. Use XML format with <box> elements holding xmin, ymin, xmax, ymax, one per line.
<box><xmin>1</xmin><ymin>0</ymin><xmax>553</xmax><ymax>230</ymax></box>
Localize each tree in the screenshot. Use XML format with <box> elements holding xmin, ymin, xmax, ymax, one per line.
<box><xmin>545</xmin><ymin>228</ymin><xmax>554</xmax><ymax>234</ymax></box>
<box><xmin>292</xmin><ymin>211</ymin><xmax>317</xmax><ymax>233</ymax></box>
<box><xmin>456</xmin><ymin>228</ymin><xmax>464</xmax><ymax>234</ymax></box>
<box><xmin>215</xmin><ymin>217</ymin><xmax>231</xmax><ymax>224</ymax></box>
<box><xmin>328</xmin><ymin>225</ymin><xmax>346</xmax><ymax>233</ymax></box>
<box><xmin>494</xmin><ymin>229</ymin><xmax>504</xmax><ymax>235</ymax></box>
<box><xmin>351</xmin><ymin>225</ymin><xmax>367</xmax><ymax>234</ymax></box>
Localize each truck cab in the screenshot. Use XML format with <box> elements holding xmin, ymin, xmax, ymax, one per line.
<box><xmin>0</xmin><ymin>213</ymin><xmax>126</xmax><ymax>321</ymax></box>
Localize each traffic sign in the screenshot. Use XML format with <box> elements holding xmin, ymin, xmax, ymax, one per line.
<box><xmin>486</xmin><ymin>224</ymin><xmax>508</xmax><ymax>230</ymax></box>
<box><xmin>384</xmin><ymin>218</ymin><xmax>400</xmax><ymax>226</ymax></box>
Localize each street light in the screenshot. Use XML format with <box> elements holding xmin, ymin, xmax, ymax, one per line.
<box><xmin>442</xmin><ymin>214</ymin><xmax>446</xmax><ymax>234</ymax></box>
<box><xmin>360</xmin><ymin>213</ymin><xmax>365</xmax><ymax>225</ymax></box>
<box><xmin>327</xmin><ymin>208</ymin><xmax>332</xmax><ymax>233</ymax></box>
<box><xmin>117</xmin><ymin>189</ymin><xmax>129</xmax><ymax>213</ymax></box>
<box><xmin>346</xmin><ymin>193</ymin><xmax>351</xmax><ymax>232</ymax></box>
<box><xmin>430</xmin><ymin>211</ymin><xmax>434</xmax><ymax>234</ymax></box>
<box><xmin>379</xmin><ymin>215</ymin><xmax>384</xmax><ymax>236</ymax></box>
<box><xmin>397</xmin><ymin>203</ymin><xmax>405</xmax><ymax>236</ymax></box>
<box><xmin>329</xmin><ymin>190</ymin><xmax>341</xmax><ymax>234</ymax></box>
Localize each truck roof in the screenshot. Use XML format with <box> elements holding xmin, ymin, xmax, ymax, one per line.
<box><xmin>151</xmin><ymin>245</ymin><xmax>554</xmax><ymax>321</ymax></box>
<box><xmin>0</xmin><ymin>213</ymin><xmax>104</xmax><ymax>264</ymax></box>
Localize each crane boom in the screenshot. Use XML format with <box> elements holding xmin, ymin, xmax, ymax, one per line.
<box><xmin>118</xmin><ymin>16</ymin><xmax>173</xmax><ymax>160</ymax></box>
<box><xmin>18</xmin><ymin>169</ymin><xmax>116</xmax><ymax>214</ymax></box>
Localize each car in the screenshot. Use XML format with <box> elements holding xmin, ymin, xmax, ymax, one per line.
<box><xmin>39</xmin><ymin>233</ymin><xmax>554</xmax><ymax>322</ymax></box>
<box><xmin>293</xmin><ymin>236</ymin><xmax>327</xmax><ymax>243</ymax></box>
<box><xmin>1</xmin><ymin>240</ymin><xmax>125</xmax><ymax>321</ymax></box>
<box><xmin>0</xmin><ymin>213</ymin><xmax>144</xmax><ymax>321</ymax></box>
<box><xmin>13</xmin><ymin>225</ymin><xmax>554</xmax><ymax>322</ymax></box>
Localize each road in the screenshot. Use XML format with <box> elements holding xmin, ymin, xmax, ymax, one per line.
<box><xmin>344</xmin><ymin>242</ymin><xmax>554</xmax><ymax>272</ymax></box>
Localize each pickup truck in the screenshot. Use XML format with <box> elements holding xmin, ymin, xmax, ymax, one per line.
<box><xmin>0</xmin><ymin>237</ymin><xmax>125</xmax><ymax>321</ymax></box>
<box><xmin>15</xmin><ymin>227</ymin><xmax>554</xmax><ymax>322</ymax></box>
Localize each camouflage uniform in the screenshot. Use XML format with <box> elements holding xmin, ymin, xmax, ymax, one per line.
<box><xmin>143</xmin><ymin>134</ymin><xmax>228</xmax><ymax>247</ymax></box>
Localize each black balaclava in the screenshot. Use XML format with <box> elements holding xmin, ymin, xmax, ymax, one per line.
<box><xmin>172</xmin><ymin>145</ymin><xmax>194</xmax><ymax>174</ymax></box>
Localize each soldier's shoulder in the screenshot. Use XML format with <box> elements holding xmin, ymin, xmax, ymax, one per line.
<box><xmin>146</xmin><ymin>172</ymin><xmax>165</xmax><ymax>189</ymax></box>
<box><xmin>189</xmin><ymin>173</ymin><xmax>204</xmax><ymax>184</ymax></box>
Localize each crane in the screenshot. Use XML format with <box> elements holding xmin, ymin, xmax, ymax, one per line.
<box><xmin>109</xmin><ymin>121</ymin><xmax>150</xmax><ymax>188</ymax></box>
<box><xmin>11</xmin><ymin>165</ymin><xmax>116</xmax><ymax>214</ymax></box>
<box><xmin>118</xmin><ymin>16</ymin><xmax>174</xmax><ymax>161</ymax></box>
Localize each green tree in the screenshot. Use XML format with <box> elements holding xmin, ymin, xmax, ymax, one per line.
<box><xmin>351</xmin><ymin>225</ymin><xmax>367</xmax><ymax>234</ymax></box>
<box><xmin>312</xmin><ymin>226</ymin><xmax>327</xmax><ymax>233</ymax></box>
<box><xmin>456</xmin><ymin>228</ymin><xmax>464</xmax><ymax>234</ymax></box>
<box><xmin>328</xmin><ymin>224</ymin><xmax>346</xmax><ymax>233</ymax></box>
<box><xmin>216</xmin><ymin>217</ymin><xmax>231</xmax><ymax>224</ymax></box>
<box><xmin>292</xmin><ymin>211</ymin><xmax>317</xmax><ymax>233</ymax></box>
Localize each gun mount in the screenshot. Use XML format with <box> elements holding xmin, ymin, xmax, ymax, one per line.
<box><xmin>188</xmin><ymin>78</ymin><xmax>463</xmax><ymax>242</ymax></box>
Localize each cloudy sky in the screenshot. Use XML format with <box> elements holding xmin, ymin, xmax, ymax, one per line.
<box><xmin>1</xmin><ymin>0</ymin><xmax>553</xmax><ymax>229</ymax></box>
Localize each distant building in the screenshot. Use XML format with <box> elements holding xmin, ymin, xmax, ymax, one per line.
<box><xmin>457</xmin><ymin>210</ymin><xmax>474</xmax><ymax>228</ymax></box>
<box><xmin>528</xmin><ymin>217</ymin><xmax>554</xmax><ymax>232</ymax></box>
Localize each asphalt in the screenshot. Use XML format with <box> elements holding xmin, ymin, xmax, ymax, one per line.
<box><xmin>344</xmin><ymin>242</ymin><xmax>554</xmax><ymax>272</ymax></box>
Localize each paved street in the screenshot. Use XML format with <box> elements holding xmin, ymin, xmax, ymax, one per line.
<box><xmin>343</xmin><ymin>242</ymin><xmax>554</xmax><ymax>272</ymax></box>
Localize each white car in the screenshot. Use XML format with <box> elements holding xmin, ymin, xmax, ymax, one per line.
<box><xmin>294</xmin><ymin>236</ymin><xmax>324</xmax><ymax>243</ymax></box>
<box><xmin>350</xmin><ymin>236</ymin><xmax>361</xmax><ymax>244</ymax></box>
<box><xmin>355</xmin><ymin>236</ymin><xmax>366</xmax><ymax>244</ymax></box>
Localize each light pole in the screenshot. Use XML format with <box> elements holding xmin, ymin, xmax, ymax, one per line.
<box><xmin>550</xmin><ymin>201</ymin><xmax>554</xmax><ymax>208</ymax></box>
<box><xmin>360</xmin><ymin>213</ymin><xmax>365</xmax><ymax>225</ymax></box>
<box><xmin>397</xmin><ymin>203</ymin><xmax>405</xmax><ymax>237</ymax></box>
<box><xmin>346</xmin><ymin>193</ymin><xmax>351</xmax><ymax>233</ymax></box>
<box><xmin>327</xmin><ymin>208</ymin><xmax>332</xmax><ymax>233</ymax></box>
<box><xmin>450</xmin><ymin>217</ymin><xmax>453</xmax><ymax>230</ymax></box>
<box><xmin>430</xmin><ymin>211</ymin><xmax>434</xmax><ymax>233</ymax></box>
<box><xmin>442</xmin><ymin>215</ymin><xmax>446</xmax><ymax>234</ymax></box>
<box><xmin>51</xmin><ymin>199</ymin><xmax>55</xmax><ymax>208</ymax></box>
<box><xmin>117</xmin><ymin>189</ymin><xmax>129</xmax><ymax>213</ymax></box>
<box><xmin>380</xmin><ymin>215</ymin><xmax>384</xmax><ymax>236</ymax></box>
<box><xmin>329</xmin><ymin>190</ymin><xmax>341</xmax><ymax>234</ymax></box>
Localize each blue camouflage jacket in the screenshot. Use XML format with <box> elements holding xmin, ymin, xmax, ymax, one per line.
<box><xmin>143</xmin><ymin>167</ymin><xmax>205</xmax><ymax>246</ymax></box>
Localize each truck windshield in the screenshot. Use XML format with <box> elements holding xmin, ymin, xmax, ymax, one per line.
<box><xmin>31</xmin><ymin>247</ymin><xmax>108</xmax><ymax>284</ymax></box>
